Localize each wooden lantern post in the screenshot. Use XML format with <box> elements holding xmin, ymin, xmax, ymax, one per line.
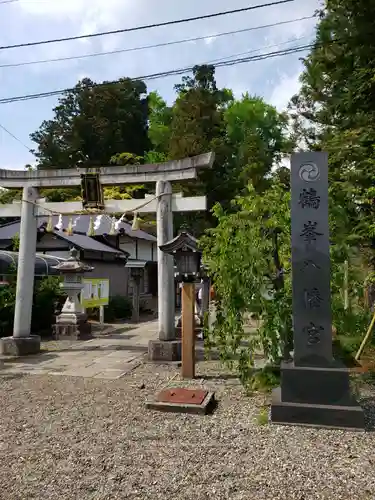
<box><xmin>181</xmin><ymin>280</ymin><xmax>195</xmax><ymax>378</ymax></box>
<box><xmin>159</xmin><ymin>231</ymin><xmax>201</xmax><ymax>379</ymax></box>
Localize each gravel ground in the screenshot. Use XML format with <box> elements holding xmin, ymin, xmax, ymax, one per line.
<box><xmin>1</xmin><ymin>361</ymin><xmax>375</xmax><ymax>500</ymax></box>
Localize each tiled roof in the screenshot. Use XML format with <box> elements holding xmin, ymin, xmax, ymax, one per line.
<box><xmin>54</xmin><ymin>231</ymin><xmax>126</xmax><ymax>256</ymax></box>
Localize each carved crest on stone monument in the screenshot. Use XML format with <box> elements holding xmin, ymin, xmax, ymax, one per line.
<box><xmin>298</xmin><ymin>162</ymin><xmax>320</xmax><ymax>182</ymax></box>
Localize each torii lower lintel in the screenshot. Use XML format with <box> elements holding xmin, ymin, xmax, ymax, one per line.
<box><xmin>0</xmin><ymin>194</ymin><xmax>207</xmax><ymax>217</ymax></box>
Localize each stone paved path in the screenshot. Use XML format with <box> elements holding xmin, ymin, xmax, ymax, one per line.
<box><xmin>0</xmin><ymin>316</ymin><xmax>267</xmax><ymax>380</ymax></box>
<box><xmin>0</xmin><ymin>320</ymin><xmax>159</xmax><ymax>380</ymax></box>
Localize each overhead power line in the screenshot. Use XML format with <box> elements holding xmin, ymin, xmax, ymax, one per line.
<box><xmin>0</xmin><ymin>42</ymin><xmax>315</xmax><ymax>105</ymax></box>
<box><xmin>0</xmin><ymin>0</ymin><xmax>18</xmax><ymax>4</ymax></box>
<box><xmin>0</xmin><ymin>123</ymin><xmax>33</xmax><ymax>152</ymax></box>
<box><xmin>0</xmin><ymin>16</ymin><xmax>315</xmax><ymax>69</ymax></box>
<box><xmin>0</xmin><ymin>0</ymin><xmax>295</xmax><ymax>51</ymax></box>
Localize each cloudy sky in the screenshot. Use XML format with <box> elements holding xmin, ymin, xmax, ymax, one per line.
<box><xmin>0</xmin><ymin>0</ymin><xmax>320</xmax><ymax>170</ymax></box>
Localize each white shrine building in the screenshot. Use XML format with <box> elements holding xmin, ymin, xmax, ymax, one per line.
<box><xmin>0</xmin><ymin>214</ymin><xmax>158</xmax><ymax>302</ymax></box>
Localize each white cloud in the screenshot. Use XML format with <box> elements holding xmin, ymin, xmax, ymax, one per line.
<box><xmin>269</xmin><ymin>69</ymin><xmax>302</xmax><ymax>112</ymax></box>
<box><xmin>11</xmin><ymin>0</ymin><xmax>138</xmax><ymax>59</ymax></box>
<box><xmin>16</xmin><ymin>0</ymin><xmax>131</xmax><ymax>22</ymax></box>
<box><xmin>204</xmin><ymin>36</ymin><xmax>217</xmax><ymax>45</ymax></box>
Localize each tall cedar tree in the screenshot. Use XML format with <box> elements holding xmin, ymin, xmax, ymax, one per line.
<box><xmin>30</xmin><ymin>77</ymin><xmax>150</xmax><ymax>169</ymax></box>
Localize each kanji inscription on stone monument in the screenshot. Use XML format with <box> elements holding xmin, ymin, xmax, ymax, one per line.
<box><xmin>304</xmin><ymin>287</ymin><xmax>323</xmax><ymax>309</ymax></box>
<box><xmin>291</xmin><ymin>152</ymin><xmax>332</xmax><ymax>366</ymax></box>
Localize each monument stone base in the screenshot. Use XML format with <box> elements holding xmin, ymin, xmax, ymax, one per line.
<box><xmin>0</xmin><ymin>335</ymin><xmax>41</xmax><ymax>356</ymax></box>
<box><xmin>271</xmin><ymin>361</ymin><xmax>365</xmax><ymax>430</ymax></box>
<box><xmin>53</xmin><ymin>313</ymin><xmax>92</xmax><ymax>340</ymax></box>
<box><xmin>148</xmin><ymin>339</ymin><xmax>181</xmax><ymax>362</ymax></box>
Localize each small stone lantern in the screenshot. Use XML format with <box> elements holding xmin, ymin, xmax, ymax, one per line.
<box><xmin>52</xmin><ymin>247</ymin><xmax>94</xmax><ymax>339</ymax></box>
<box><xmin>159</xmin><ymin>231</ymin><xmax>201</xmax><ymax>283</ymax></box>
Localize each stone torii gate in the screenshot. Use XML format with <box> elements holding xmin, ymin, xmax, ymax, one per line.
<box><xmin>0</xmin><ymin>152</ymin><xmax>214</xmax><ymax>358</ymax></box>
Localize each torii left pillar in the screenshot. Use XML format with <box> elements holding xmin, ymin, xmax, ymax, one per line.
<box><xmin>1</xmin><ymin>186</ymin><xmax>41</xmax><ymax>355</ymax></box>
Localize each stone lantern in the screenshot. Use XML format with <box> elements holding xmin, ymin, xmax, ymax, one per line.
<box><xmin>52</xmin><ymin>247</ymin><xmax>94</xmax><ymax>339</ymax></box>
<box><xmin>160</xmin><ymin>231</ymin><xmax>202</xmax><ymax>336</ymax></box>
<box><xmin>159</xmin><ymin>231</ymin><xmax>201</xmax><ymax>283</ymax></box>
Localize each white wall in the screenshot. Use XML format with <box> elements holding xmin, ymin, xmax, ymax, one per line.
<box><xmin>119</xmin><ymin>238</ymin><xmax>136</xmax><ymax>259</ymax></box>
<box><xmin>137</xmin><ymin>240</ymin><xmax>154</xmax><ymax>261</ymax></box>
<box><xmin>119</xmin><ymin>237</ymin><xmax>156</xmax><ymax>262</ymax></box>
<box><xmin>43</xmin><ymin>250</ymin><xmax>71</xmax><ymax>259</ymax></box>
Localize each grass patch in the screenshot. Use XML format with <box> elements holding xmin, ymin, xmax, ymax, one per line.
<box><xmin>256</xmin><ymin>407</ymin><xmax>269</xmax><ymax>426</ymax></box>
<box><xmin>333</xmin><ymin>336</ymin><xmax>361</xmax><ymax>367</ymax></box>
<box><xmin>247</xmin><ymin>365</ymin><xmax>280</xmax><ymax>394</ymax></box>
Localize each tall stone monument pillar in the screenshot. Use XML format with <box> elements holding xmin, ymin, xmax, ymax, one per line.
<box><xmin>271</xmin><ymin>152</ymin><xmax>365</xmax><ymax>430</ymax></box>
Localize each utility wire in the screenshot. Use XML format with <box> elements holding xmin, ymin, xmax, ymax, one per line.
<box><xmin>0</xmin><ymin>42</ymin><xmax>317</xmax><ymax>105</ymax></box>
<box><xmin>0</xmin><ymin>0</ymin><xmax>295</xmax><ymax>51</ymax></box>
<box><xmin>0</xmin><ymin>16</ymin><xmax>315</xmax><ymax>69</ymax></box>
<box><xmin>0</xmin><ymin>123</ymin><xmax>33</xmax><ymax>152</ymax></box>
<box><xmin>177</xmin><ymin>35</ymin><xmax>309</xmax><ymax>68</ymax></box>
<box><xmin>0</xmin><ymin>0</ymin><xmax>18</xmax><ymax>4</ymax></box>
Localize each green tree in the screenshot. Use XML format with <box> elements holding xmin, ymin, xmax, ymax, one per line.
<box><xmin>105</xmin><ymin>152</ymin><xmax>150</xmax><ymax>200</ymax></box>
<box><xmin>289</xmin><ymin>0</ymin><xmax>375</xmax><ymax>254</ymax></box>
<box><xmin>169</xmin><ymin>64</ymin><xmax>230</xmax><ymax>161</ymax></box>
<box><xmin>202</xmin><ymin>175</ymin><xmax>371</xmax><ymax>387</ymax></box>
<box><xmin>224</xmin><ymin>94</ymin><xmax>292</xmax><ymax>193</ymax></box>
<box><xmin>201</xmin><ymin>181</ymin><xmax>292</xmax><ymax>386</ymax></box>
<box><xmin>168</xmin><ymin>65</ymin><xmax>290</xmax><ymax>234</ymax></box>
<box><xmin>168</xmin><ymin>65</ymin><xmax>232</xmax><ymax>233</ymax></box>
<box><xmin>30</xmin><ymin>77</ymin><xmax>150</xmax><ymax>169</ymax></box>
<box><xmin>147</xmin><ymin>90</ymin><xmax>173</xmax><ymax>156</ymax></box>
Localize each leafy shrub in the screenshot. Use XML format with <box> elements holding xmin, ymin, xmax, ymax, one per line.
<box><xmin>32</xmin><ymin>277</ymin><xmax>63</xmax><ymax>334</ymax></box>
<box><xmin>332</xmin><ymin>305</ymin><xmax>372</xmax><ymax>339</ymax></box>
<box><xmin>104</xmin><ymin>295</ymin><xmax>133</xmax><ymax>322</ymax></box>
<box><xmin>0</xmin><ymin>284</ymin><xmax>16</xmax><ymax>337</ymax></box>
<box><xmin>0</xmin><ymin>276</ymin><xmax>62</xmax><ymax>338</ymax></box>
